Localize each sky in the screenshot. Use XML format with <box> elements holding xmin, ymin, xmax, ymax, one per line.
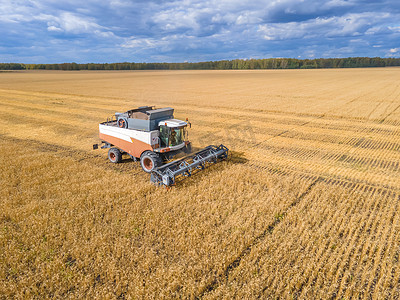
<box><xmin>1</xmin><ymin>0</ymin><xmax>399</xmax><ymax>63</ymax></box>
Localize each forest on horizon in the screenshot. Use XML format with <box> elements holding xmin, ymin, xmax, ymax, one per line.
<box><xmin>1</xmin><ymin>57</ymin><xmax>400</xmax><ymax>71</ymax></box>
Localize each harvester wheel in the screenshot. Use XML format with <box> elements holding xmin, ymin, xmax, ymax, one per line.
<box><xmin>140</xmin><ymin>151</ymin><xmax>161</xmax><ymax>173</ymax></box>
<box><xmin>108</xmin><ymin>148</ymin><xmax>122</xmax><ymax>163</ymax></box>
<box><xmin>118</xmin><ymin>118</ymin><xmax>128</xmax><ymax>128</ymax></box>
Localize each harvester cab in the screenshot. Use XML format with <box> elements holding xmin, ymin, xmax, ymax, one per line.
<box><xmin>94</xmin><ymin>106</ymin><xmax>228</xmax><ymax>186</ymax></box>
<box><xmin>158</xmin><ymin>119</ymin><xmax>190</xmax><ymax>151</ymax></box>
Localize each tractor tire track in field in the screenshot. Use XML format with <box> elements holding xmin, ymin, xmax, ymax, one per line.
<box><xmin>245</xmin><ymin>159</ymin><xmax>400</xmax><ymax>195</ymax></box>
<box><xmin>196</xmin><ymin>177</ymin><xmax>322</xmax><ymax>299</ymax></box>
<box><xmin>381</xmin><ymin>103</ymin><xmax>400</xmax><ymax>123</ymax></box>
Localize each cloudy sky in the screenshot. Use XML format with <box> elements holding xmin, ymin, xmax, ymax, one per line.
<box><xmin>1</xmin><ymin>0</ymin><xmax>399</xmax><ymax>63</ymax></box>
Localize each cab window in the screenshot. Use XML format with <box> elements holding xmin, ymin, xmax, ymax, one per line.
<box><xmin>159</xmin><ymin>125</ymin><xmax>169</xmax><ymax>147</ymax></box>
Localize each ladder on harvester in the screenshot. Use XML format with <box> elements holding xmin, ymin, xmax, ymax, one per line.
<box><xmin>150</xmin><ymin>144</ymin><xmax>229</xmax><ymax>186</ymax></box>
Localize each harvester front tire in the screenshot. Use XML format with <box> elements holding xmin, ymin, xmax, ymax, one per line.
<box><xmin>140</xmin><ymin>151</ymin><xmax>161</xmax><ymax>173</ymax></box>
<box><xmin>108</xmin><ymin>148</ymin><xmax>122</xmax><ymax>163</ymax></box>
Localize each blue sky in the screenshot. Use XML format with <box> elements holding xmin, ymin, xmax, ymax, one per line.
<box><xmin>1</xmin><ymin>0</ymin><xmax>399</xmax><ymax>63</ymax></box>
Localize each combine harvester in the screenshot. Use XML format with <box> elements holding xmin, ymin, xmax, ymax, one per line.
<box><xmin>93</xmin><ymin>106</ymin><xmax>228</xmax><ymax>186</ymax></box>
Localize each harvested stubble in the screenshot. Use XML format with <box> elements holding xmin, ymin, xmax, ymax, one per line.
<box><xmin>1</xmin><ymin>137</ymin><xmax>312</xmax><ymax>298</ymax></box>
<box><xmin>1</xmin><ymin>68</ymin><xmax>400</xmax><ymax>298</ymax></box>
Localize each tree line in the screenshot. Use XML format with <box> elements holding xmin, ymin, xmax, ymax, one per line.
<box><xmin>1</xmin><ymin>57</ymin><xmax>400</xmax><ymax>71</ymax></box>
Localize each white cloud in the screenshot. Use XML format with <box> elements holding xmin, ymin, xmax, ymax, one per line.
<box><xmin>34</xmin><ymin>11</ymin><xmax>115</xmax><ymax>38</ymax></box>
<box><xmin>122</xmin><ymin>37</ymin><xmax>161</xmax><ymax>49</ymax></box>
<box><xmin>387</xmin><ymin>47</ymin><xmax>400</xmax><ymax>57</ymax></box>
<box><xmin>153</xmin><ymin>9</ymin><xmax>200</xmax><ymax>31</ymax></box>
<box><xmin>47</xmin><ymin>25</ymin><xmax>63</xmax><ymax>32</ymax></box>
<box><xmin>235</xmin><ymin>12</ymin><xmax>261</xmax><ymax>25</ymax></box>
<box><xmin>258</xmin><ymin>12</ymin><xmax>394</xmax><ymax>41</ymax></box>
<box><xmin>388</xmin><ymin>26</ymin><xmax>400</xmax><ymax>32</ymax></box>
<box><xmin>109</xmin><ymin>0</ymin><xmax>133</xmax><ymax>8</ymax></box>
<box><xmin>121</xmin><ymin>36</ymin><xmax>177</xmax><ymax>53</ymax></box>
<box><xmin>55</xmin><ymin>12</ymin><xmax>104</xmax><ymax>34</ymax></box>
<box><xmin>0</xmin><ymin>2</ymin><xmax>113</xmax><ymax>37</ymax></box>
<box><xmin>323</xmin><ymin>0</ymin><xmax>356</xmax><ymax>9</ymax></box>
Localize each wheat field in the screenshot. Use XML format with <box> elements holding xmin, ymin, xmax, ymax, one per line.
<box><xmin>1</xmin><ymin>68</ymin><xmax>400</xmax><ymax>299</ymax></box>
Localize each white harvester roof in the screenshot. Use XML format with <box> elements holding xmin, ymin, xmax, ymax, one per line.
<box><xmin>158</xmin><ymin>119</ymin><xmax>187</xmax><ymax>128</ymax></box>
